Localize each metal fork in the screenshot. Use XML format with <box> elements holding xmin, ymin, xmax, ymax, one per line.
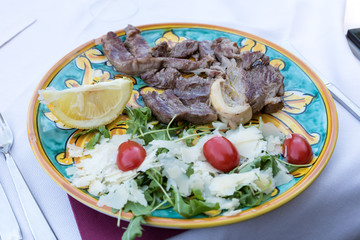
<box><xmin>0</xmin><ymin>113</ymin><xmax>57</xmax><ymax>240</ymax></box>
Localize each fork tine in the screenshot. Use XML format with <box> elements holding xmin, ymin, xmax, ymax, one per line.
<box><xmin>0</xmin><ymin>114</ymin><xmax>7</xmax><ymax>132</ymax></box>
<box><xmin>0</xmin><ymin>113</ymin><xmax>12</xmax><ymax>138</ymax></box>
<box><xmin>0</xmin><ymin>113</ymin><xmax>10</xmax><ymax>128</ymax></box>
<box><xmin>0</xmin><ymin>113</ymin><xmax>4</xmax><ymax>124</ymax></box>
<box><xmin>0</xmin><ymin>114</ymin><xmax>5</xmax><ymax>131</ymax></box>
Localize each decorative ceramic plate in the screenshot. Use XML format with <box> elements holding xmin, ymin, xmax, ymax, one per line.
<box><xmin>27</xmin><ymin>23</ymin><xmax>338</xmax><ymax>229</ymax></box>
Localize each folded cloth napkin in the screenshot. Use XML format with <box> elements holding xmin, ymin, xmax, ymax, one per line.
<box><xmin>68</xmin><ymin>196</ymin><xmax>187</xmax><ymax>240</ymax></box>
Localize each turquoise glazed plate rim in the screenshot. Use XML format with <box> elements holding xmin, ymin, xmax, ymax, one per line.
<box><xmin>27</xmin><ymin>23</ymin><xmax>338</xmax><ymax>229</ymax></box>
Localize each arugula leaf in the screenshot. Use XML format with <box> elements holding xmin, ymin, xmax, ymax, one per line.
<box><xmin>192</xmin><ymin>189</ymin><xmax>204</xmax><ymax>201</ymax></box>
<box><xmin>111</xmin><ymin>208</ymin><xmax>119</xmax><ymax>214</ymax></box>
<box><xmin>155</xmin><ymin>147</ymin><xmax>169</xmax><ymax>156</ymax></box>
<box><xmin>121</xmin><ymin>107</ymin><xmax>177</xmax><ymax>144</ymax></box>
<box><xmin>98</xmin><ymin>125</ymin><xmax>110</xmax><ymax>138</ymax></box>
<box><xmin>145</xmin><ymin>168</ymin><xmax>163</xmax><ymax>187</ymax></box>
<box><xmin>238</xmin><ymin>155</ymin><xmax>281</xmax><ymax>177</ymax></box>
<box><xmin>240</xmin><ymin>155</ymin><xmax>301</xmax><ymax>175</ymax></box>
<box><xmin>146</xmin><ymin>169</ymin><xmax>174</xmax><ymax>206</ymax></box>
<box><xmin>75</xmin><ymin>125</ymin><xmax>111</xmax><ymax>150</ymax></box>
<box><xmin>124</xmin><ymin>201</ymin><xmax>153</xmax><ymax>216</ymax></box>
<box><xmin>74</xmin><ymin>128</ymin><xmax>99</xmax><ymax>137</ymax></box>
<box><xmin>85</xmin><ymin>132</ymin><xmax>101</xmax><ymax>149</ymax></box>
<box><xmin>121</xmin><ymin>216</ymin><xmax>146</xmax><ymax>240</ymax></box>
<box><xmin>185</xmin><ymin>128</ymin><xmax>196</xmax><ymax>146</ymax></box>
<box><xmin>172</xmin><ymin>187</ymin><xmax>219</xmax><ymax>218</ymax></box>
<box><xmin>75</xmin><ymin>126</ymin><xmax>110</xmax><ymax>138</ymax></box>
<box><xmin>284</xmin><ymin>164</ymin><xmax>299</xmax><ymax>173</ymax></box>
<box><xmin>185</xmin><ymin>163</ymin><xmax>194</xmax><ymax>177</ymax></box>
<box><xmin>231</xmin><ymin>185</ymin><xmax>268</xmax><ymax>207</ymax></box>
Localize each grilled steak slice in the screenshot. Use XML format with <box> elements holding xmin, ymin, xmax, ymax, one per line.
<box><xmin>103</xmin><ymin>55</ymin><xmax>213</xmax><ymax>76</ymax></box>
<box><xmin>142</xmin><ymin>90</ymin><xmax>186</xmax><ymax>123</ymax></box>
<box><xmin>199</xmin><ymin>40</ymin><xmax>215</xmax><ymax>59</ymax></box>
<box><xmin>140</xmin><ymin>67</ymin><xmax>180</xmax><ymax>89</ymax></box>
<box><xmin>102</xmin><ymin>32</ymin><xmax>134</xmax><ymax>62</ymax></box>
<box><xmin>141</xmin><ymin>90</ymin><xmax>217</xmax><ymax>124</ymax></box>
<box><xmin>220</xmin><ymin>51</ymin><xmax>284</xmax><ymax>114</ymax></box>
<box><xmin>103</xmin><ymin>31</ymin><xmax>162</xmax><ymax>75</ymax></box>
<box><xmin>104</xmin><ymin>25</ymin><xmax>285</xmax><ymax>126</ymax></box>
<box><xmin>170</xmin><ymin>40</ymin><xmax>199</xmax><ymax>58</ymax></box>
<box><xmin>212</xmin><ymin>38</ymin><xmax>241</xmax><ymax>62</ymax></box>
<box><xmin>190</xmin><ymin>64</ymin><xmax>226</xmax><ymax>78</ymax></box>
<box><xmin>163</xmin><ymin>55</ymin><xmax>214</xmax><ymax>72</ymax></box>
<box><xmin>183</xmin><ymin>100</ymin><xmax>218</xmax><ymax>124</ymax></box>
<box><xmin>239</xmin><ymin>51</ymin><xmax>270</xmax><ymax>70</ymax></box>
<box><xmin>108</xmin><ymin>57</ymin><xmax>164</xmax><ymax>76</ymax></box>
<box><xmin>124</xmin><ymin>25</ymin><xmax>150</xmax><ymax>58</ymax></box>
<box><xmin>150</xmin><ymin>41</ymin><xmax>171</xmax><ymax>57</ymax></box>
<box><xmin>174</xmin><ymin>75</ymin><xmax>213</xmax><ymax>104</ymax></box>
<box><xmin>241</xmin><ymin>64</ymin><xmax>284</xmax><ymax>113</ymax></box>
<box><xmin>103</xmin><ymin>32</ymin><xmax>214</xmax><ymax>76</ymax></box>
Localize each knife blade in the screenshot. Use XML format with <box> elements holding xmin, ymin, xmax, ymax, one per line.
<box><xmin>0</xmin><ymin>183</ymin><xmax>22</xmax><ymax>240</ymax></box>
<box><xmin>0</xmin><ymin>16</ymin><xmax>36</xmax><ymax>48</ymax></box>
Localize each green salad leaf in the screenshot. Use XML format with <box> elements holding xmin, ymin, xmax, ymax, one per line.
<box><xmin>120</xmin><ymin>107</ymin><xmax>180</xmax><ymax>145</ymax></box>
<box><xmin>172</xmin><ymin>187</ymin><xmax>220</xmax><ymax>218</ymax></box>
<box><xmin>76</xmin><ymin>107</ymin><xmax>297</xmax><ymax>240</ymax></box>
<box><xmin>238</xmin><ymin>155</ymin><xmax>281</xmax><ymax>177</ymax></box>
<box><xmin>124</xmin><ymin>201</ymin><xmax>153</xmax><ymax>217</ymax></box>
<box><xmin>231</xmin><ymin>185</ymin><xmax>271</xmax><ymax>207</ymax></box>
<box><xmin>121</xmin><ymin>216</ymin><xmax>146</xmax><ymax>240</ymax></box>
<box><xmin>85</xmin><ymin>132</ymin><xmax>101</xmax><ymax>149</ymax></box>
<box><xmin>98</xmin><ymin>125</ymin><xmax>110</xmax><ymax>138</ymax></box>
<box><xmin>75</xmin><ymin>125</ymin><xmax>110</xmax><ymax>150</ymax></box>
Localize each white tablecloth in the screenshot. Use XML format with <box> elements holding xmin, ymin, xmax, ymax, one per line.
<box><xmin>1</xmin><ymin>0</ymin><xmax>360</xmax><ymax>239</ymax></box>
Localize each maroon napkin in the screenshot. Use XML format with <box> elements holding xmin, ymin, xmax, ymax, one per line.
<box><xmin>68</xmin><ymin>196</ymin><xmax>187</xmax><ymax>240</ymax></box>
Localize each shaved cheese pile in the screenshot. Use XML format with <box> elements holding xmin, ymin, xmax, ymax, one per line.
<box><xmin>67</xmin><ymin>122</ymin><xmax>293</xmax><ymax>216</ymax></box>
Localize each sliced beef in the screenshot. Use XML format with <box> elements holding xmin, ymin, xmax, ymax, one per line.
<box><xmin>163</xmin><ymin>55</ymin><xmax>214</xmax><ymax>72</ymax></box>
<box><xmin>104</xmin><ymin>25</ymin><xmax>285</xmax><ymax>126</ymax></box>
<box><xmin>107</xmin><ymin>57</ymin><xmax>164</xmax><ymax>76</ymax></box>
<box><xmin>190</xmin><ymin>65</ymin><xmax>226</xmax><ymax>78</ymax></box>
<box><xmin>240</xmin><ymin>64</ymin><xmax>284</xmax><ymax>113</ymax></box>
<box><xmin>141</xmin><ymin>90</ymin><xmax>217</xmax><ymax>124</ymax></box>
<box><xmin>102</xmin><ymin>31</ymin><xmax>162</xmax><ymax>75</ymax></box>
<box><xmin>103</xmin><ymin>32</ymin><xmax>214</xmax><ymax>76</ymax></box>
<box><xmin>124</xmin><ymin>25</ymin><xmax>150</xmax><ymax>58</ymax></box>
<box><xmin>199</xmin><ymin>40</ymin><xmax>215</xmax><ymax>59</ymax></box>
<box><xmin>220</xmin><ymin>53</ymin><xmax>284</xmax><ymax>114</ymax></box>
<box><xmin>239</xmin><ymin>51</ymin><xmax>269</xmax><ymax>70</ymax></box>
<box><xmin>102</xmin><ymin>32</ymin><xmax>134</xmax><ymax>62</ymax></box>
<box><xmin>174</xmin><ymin>75</ymin><xmax>212</xmax><ymax>104</ymax></box>
<box><xmin>170</xmin><ymin>40</ymin><xmax>199</xmax><ymax>58</ymax></box>
<box><xmin>141</xmin><ymin>90</ymin><xmax>187</xmax><ymax>124</ymax></box>
<box><xmin>140</xmin><ymin>67</ymin><xmax>180</xmax><ymax>89</ymax></box>
<box><xmin>150</xmin><ymin>41</ymin><xmax>171</xmax><ymax>57</ymax></box>
<box><xmin>212</xmin><ymin>38</ymin><xmax>241</xmax><ymax>62</ymax></box>
<box><xmin>183</xmin><ymin>100</ymin><xmax>217</xmax><ymax>124</ymax></box>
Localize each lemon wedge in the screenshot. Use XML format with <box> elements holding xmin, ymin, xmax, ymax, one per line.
<box><xmin>39</xmin><ymin>78</ymin><xmax>133</xmax><ymax>129</ymax></box>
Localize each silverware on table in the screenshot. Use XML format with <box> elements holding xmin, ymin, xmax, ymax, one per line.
<box><xmin>0</xmin><ymin>183</ymin><xmax>22</xmax><ymax>240</ymax></box>
<box><xmin>0</xmin><ymin>113</ymin><xmax>57</xmax><ymax>240</ymax></box>
<box><xmin>0</xmin><ymin>17</ymin><xmax>37</xmax><ymax>48</ymax></box>
<box><xmin>325</xmin><ymin>82</ymin><xmax>360</xmax><ymax>121</ymax></box>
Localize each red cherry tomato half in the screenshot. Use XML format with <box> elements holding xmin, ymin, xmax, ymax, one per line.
<box><xmin>283</xmin><ymin>133</ymin><xmax>313</xmax><ymax>165</ymax></box>
<box><xmin>203</xmin><ymin>136</ymin><xmax>240</xmax><ymax>172</ymax></box>
<box><xmin>117</xmin><ymin>140</ymin><xmax>146</xmax><ymax>171</ymax></box>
